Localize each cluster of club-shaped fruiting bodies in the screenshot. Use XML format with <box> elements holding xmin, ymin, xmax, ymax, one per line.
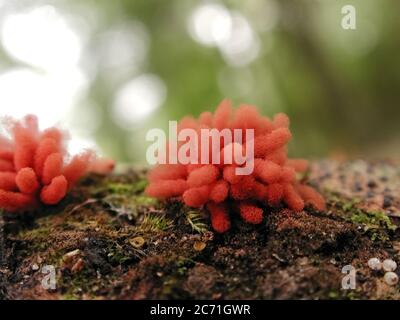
<box><xmin>0</xmin><ymin>115</ymin><xmax>114</xmax><ymax>212</ymax></box>
<box><xmin>146</xmin><ymin>100</ymin><xmax>325</xmax><ymax>233</ymax></box>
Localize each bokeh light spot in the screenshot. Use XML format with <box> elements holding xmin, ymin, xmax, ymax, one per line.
<box><xmin>1</xmin><ymin>5</ymin><xmax>82</xmax><ymax>72</ymax></box>
<box><xmin>188</xmin><ymin>2</ymin><xmax>232</xmax><ymax>47</ymax></box>
<box><xmin>112</xmin><ymin>74</ymin><xmax>167</xmax><ymax>129</ymax></box>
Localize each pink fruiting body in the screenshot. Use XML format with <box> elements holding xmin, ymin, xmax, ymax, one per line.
<box><xmin>0</xmin><ymin>115</ymin><xmax>114</xmax><ymax>212</ymax></box>
<box><xmin>145</xmin><ymin>100</ymin><xmax>326</xmax><ymax>233</ymax></box>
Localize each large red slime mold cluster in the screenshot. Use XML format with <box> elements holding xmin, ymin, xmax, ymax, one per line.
<box><xmin>146</xmin><ymin>100</ymin><xmax>325</xmax><ymax>233</ymax></box>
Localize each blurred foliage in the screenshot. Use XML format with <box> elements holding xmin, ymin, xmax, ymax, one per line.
<box><xmin>1</xmin><ymin>0</ymin><xmax>399</xmax><ymax>162</ymax></box>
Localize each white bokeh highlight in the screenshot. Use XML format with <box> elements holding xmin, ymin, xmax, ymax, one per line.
<box><xmin>0</xmin><ymin>68</ymin><xmax>87</xmax><ymax>129</ymax></box>
<box><xmin>112</xmin><ymin>74</ymin><xmax>167</xmax><ymax>129</ymax></box>
<box><xmin>188</xmin><ymin>3</ymin><xmax>260</xmax><ymax>66</ymax></box>
<box><xmin>188</xmin><ymin>3</ymin><xmax>232</xmax><ymax>47</ymax></box>
<box><xmin>97</xmin><ymin>22</ymin><xmax>149</xmax><ymax>71</ymax></box>
<box><xmin>219</xmin><ymin>12</ymin><xmax>260</xmax><ymax>66</ymax></box>
<box><xmin>1</xmin><ymin>5</ymin><xmax>82</xmax><ymax>72</ymax></box>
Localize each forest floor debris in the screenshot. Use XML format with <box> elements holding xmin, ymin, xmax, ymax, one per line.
<box><xmin>1</xmin><ymin>160</ymin><xmax>400</xmax><ymax>299</ymax></box>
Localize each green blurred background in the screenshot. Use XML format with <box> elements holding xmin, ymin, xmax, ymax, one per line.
<box><xmin>0</xmin><ymin>0</ymin><xmax>399</xmax><ymax>163</ymax></box>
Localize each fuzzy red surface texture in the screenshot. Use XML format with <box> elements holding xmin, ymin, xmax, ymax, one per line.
<box><xmin>146</xmin><ymin>100</ymin><xmax>325</xmax><ymax>233</ymax></box>
<box><xmin>0</xmin><ymin>115</ymin><xmax>114</xmax><ymax>212</ymax></box>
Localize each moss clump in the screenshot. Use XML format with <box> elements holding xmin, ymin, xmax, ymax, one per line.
<box><xmin>350</xmin><ymin>210</ymin><xmax>396</xmax><ymax>232</ymax></box>
<box><xmin>137</xmin><ymin>213</ymin><xmax>173</xmax><ymax>234</ymax></box>
<box><xmin>328</xmin><ymin>290</ymin><xmax>340</xmax><ymax>299</ymax></box>
<box><xmin>175</xmin><ymin>256</ymin><xmax>196</xmax><ymax>276</ymax></box>
<box><xmin>17</xmin><ymin>222</ymin><xmax>54</xmax><ymax>251</ymax></box>
<box><xmin>332</xmin><ymin>196</ymin><xmax>397</xmax><ymax>242</ymax></box>
<box><xmin>185</xmin><ymin>210</ymin><xmax>208</xmax><ymax>234</ymax></box>
<box><xmin>107</xmin><ymin>245</ymin><xmax>134</xmax><ymax>265</ymax></box>
<box><xmin>92</xmin><ymin>178</ymin><xmax>159</xmax><ymax>223</ymax></box>
<box><xmin>350</xmin><ymin>210</ymin><xmax>397</xmax><ymax>241</ymax></box>
<box><xmin>102</xmin><ymin>193</ymin><xmax>159</xmax><ymax>222</ymax></box>
<box><xmin>59</xmin><ymin>269</ymin><xmax>99</xmax><ymax>299</ymax></box>
<box><xmin>18</xmin><ymin>226</ymin><xmax>51</xmax><ymax>240</ymax></box>
<box><xmin>107</xmin><ymin>179</ymin><xmax>148</xmax><ymax>195</ymax></box>
<box><xmin>134</xmin><ymin>195</ymin><xmax>158</xmax><ymax>206</ymax></box>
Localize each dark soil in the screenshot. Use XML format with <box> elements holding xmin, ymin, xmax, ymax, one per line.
<box><xmin>1</xmin><ymin>160</ymin><xmax>400</xmax><ymax>300</ymax></box>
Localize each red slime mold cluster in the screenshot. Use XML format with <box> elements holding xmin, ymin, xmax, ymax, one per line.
<box><xmin>145</xmin><ymin>100</ymin><xmax>325</xmax><ymax>233</ymax></box>
<box><xmin>0</xmin><ymin>115</ymin><xmax>114</xmax><ymax>212</ymax></box>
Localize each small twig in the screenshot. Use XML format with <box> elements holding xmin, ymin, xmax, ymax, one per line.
<box><xmin>66</xmin><ymin>198</ymin><xmax>100</xmax><ymax>216</ymax></box>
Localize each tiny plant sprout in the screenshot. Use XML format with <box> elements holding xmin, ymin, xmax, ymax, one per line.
<box><xmin>368</xmin><ymin>258</ymin><xmax>382</xmax><ymax>271</ymax></box>
<box><xmin>384</xmin><ymin>272</ymin><xmax>399</xmax><ymax>286</ymax></box>
<box><xmin>382</xmin><ymin>259</ymin><xmax>397</xmax><ymax>272</ymax></box>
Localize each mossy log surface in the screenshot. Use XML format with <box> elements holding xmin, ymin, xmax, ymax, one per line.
<box><xmin>1</xmin><ymin>160</ymin><xmax>400</xmax><ymax>300</ymax></box>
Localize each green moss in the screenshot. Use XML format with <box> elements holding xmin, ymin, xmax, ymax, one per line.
<box><xmin>103</xmin><ymin>179</ymin><xmax>148</xmax><ymax>195</ymax></box>
<box><xmin>332</xmin><ymin>196</ymin><xmax>397</xmax><ymax>242</ymax></box>
<box><xmin>345</xmin><ymin>290</ymin><xmax>361</xmax><ymax>300</ymax></box>
<box><xmin>175</xmin><ymin>256</ymin><xmax>195</xmax><ymax>276</ymax></box>
<box><xmin>137</xmin><ymin>213</ymin><xmax>173</xmax><ymax>233</ymax></box>
<box><xmin>328</xmin><ymin>291</ymin><xmax>339</xmax><ymax>299</ymax></box>
<box><xmin>47</xmin><ymin>249</ymin><xmax>67</xmax><ymax>266</ymax></box>
<box><xmin>107</xmin><ymin>242</ymin><xmax>135</xmax><ymax>264</ymax></box>
<box><xmin>135</xmin><ymin>195</ymin><xmax>158</xmax><ymax>206</ymax></box>
<box><xmin>58</xmin><ymin>262</ymin><xmax>122</xmax><ymax>299</ymax></box>
<box><xmin>131</xmin><ymin>179</ymin><xmax>149</xmax><ymax>193</ymax></box>
<box><xmin>185</xmin><ymin>210</ymin><xmax>209</xmax><ymax>234</ymax></box>
<box><xmin>108</xmin><ymin>183</ymin><xmax>134</xmax><ymax>194</ymax></box>
<box><xmin>18</xmin><ymin>226</ymin><xmax>51</xmax><ymax>240</ymax></box>
<box><xmin>103</xmin><ymin>193</ymin><xmax>159</xmax><ymax>221</ymax></box>
<box><xmin>62</xmin><ymin>270</ymin><xmax>96</xmax><ymax>297</ymax></box>
<box><xmin>100</xmin><ymin>178</ymin><xmax>158</xmax><ymax>217</ymax></box>
<box><xmin>350</xmin><ymin>210</ymin><xmax>397</xmax><ymax>232</ymax></box>
<box><xmin>107</xmin><ymin>249</ymin><xmax>131</xmax><ymax>265</ymax></box>
<box><xmin>17</xmin><ymin>225</ymin><xmax>54</xmax><ymax>251</ymax></box>
<box><xmin>61</xmin><ymin>293</ymin><xmax>78</xmax><ymax>300</ymax></box>
<box><xmin>327</xmin><ymin>193</ymin><xmax>361</xmax><ymax>212</ymax></box>
<box><xmin>155</xmin><ymin>255</ymin><xmax>197</xmax><ymax>295</ymax></box>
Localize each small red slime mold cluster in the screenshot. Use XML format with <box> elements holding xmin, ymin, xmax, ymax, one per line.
<box><xmin>0</xmin><ymin>115</ymin><xmax>114</xmax><ymax>212</ymax></box>
<box><xmin>146</xmin><ymin>100</ymin><xmax>326</xmax><ymax>233</ymax></box>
